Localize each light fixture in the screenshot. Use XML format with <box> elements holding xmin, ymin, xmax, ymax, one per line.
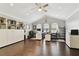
<box><xmin>38</xmin><ymin>8</ymin><xmax>42</xmax><ymax>11</ymax></box>
<box><xmin>35</xmin><ymin>3</ymin><xmax>48</xmax><ymax>12</ymax></box>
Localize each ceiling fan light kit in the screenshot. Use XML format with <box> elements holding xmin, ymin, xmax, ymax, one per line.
<box><xmin>38</xmin><ymin>8</ymin><xmax>42</xmax><ymax>11</ymax></box>
<box><xmin>35</xmin><ymin>3</ymin><xmax>48</xmax><ymax>12</ymax></box>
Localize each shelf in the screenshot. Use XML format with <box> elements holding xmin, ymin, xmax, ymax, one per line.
<box><xmin>0</xmin><ymin>24</ymin><xmax>6</xmax><ymax>29</ymax></box>
<box><xmin>16</xmin><ymin>22</ymin><xmax>23</xmax><ymax>29</ymax></box>
<box><xmin>7</xmin><ymin>19</ymin><xmax>16</xmax><ymax>29</ymax></box>
<box><xmin>8</xmin><ymin>26</ymin><xmax>16</xmax><ymax>29</ymax></box>
<box><xmin>0</xmin><ymin>17</ymin><xmax>6</xmax><ymax>29</ymax></box>
<box><xmin>0</xmin><ymin>16</ymin><xmax>25</xmax><ymax>30</ymax></box>
<box><xmin>7</xmin><ymin>19</ymin><xmax>16</xmax><ymax>25</ymax></box>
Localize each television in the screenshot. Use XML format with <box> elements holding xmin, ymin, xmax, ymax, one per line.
<box><xmin>71</xmin><ymin>30</ymin><xmax>78</xmax><ymax>35</ymax></box>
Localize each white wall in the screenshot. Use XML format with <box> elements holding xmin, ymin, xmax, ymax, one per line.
<box><xmin>66</xmin><ymin>21</ymin><xmax>71</xmax><ymax>47</ymax></box>
<box><xmin>32</xmin><ymin>16</ymin><xmax>65</xmax><ymax>26</ymax></box>
<box><xmin>66</xmin><ymin>10</ymin><xmax>79</xmax><ymax>47</ymax></box>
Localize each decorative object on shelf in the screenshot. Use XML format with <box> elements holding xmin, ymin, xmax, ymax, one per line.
<box><xmin>7</xmin><ymin>19</ymin><xmax>16</xmax><ymax>29</ymax></box>
<box><xmin>0</xmin><ymin>16</ymin><xmax>25</xmax><ymax>30</ymax></box>
<box><xmin>0</xmin><ymin>17</ymin><xmax>6</xmax><ymax>29</ymax></box>
<box><xmin>16</xmin><ymin>22</ymin><xmax>23</xmax><ymax>29</ymax></box>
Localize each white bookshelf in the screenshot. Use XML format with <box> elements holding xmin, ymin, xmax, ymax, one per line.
<box><xmin>0</xmin><ymin>17</ymin><xmax>25</xmax><ymax>48</ymax></box>
<box><xmin>70</xmin><ymin>35</ymin><xmax>79</xmax><ymax>49</ymax></box>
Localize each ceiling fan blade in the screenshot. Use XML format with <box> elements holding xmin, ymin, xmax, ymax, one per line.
<box><xmin>35</xmin><ymin>3</ymin><xmax>39</xmax><ymax>6</ymax></box>
<box><xmin>43</xmin><ymin>9</ymin><xmax>47</xmax><ymax>12</ymax></box>
<box><xmin>43</xmin><ymin>4</ymin><xmax>48</xmax><ymax>8</ymax></box>
<box><xmin>41</xmin><ymin>7</ymin><xmax>47</xmax><ymax>12</ymax></box>
<box><xmin>35</xmin><ymin>3</ymin><xmax>48</xmax><ymax>12</ymax></box>
<box><xmin>35</xmin><ymin>3</ymin><xmax>41</xmax><ymax>7</ymax></box>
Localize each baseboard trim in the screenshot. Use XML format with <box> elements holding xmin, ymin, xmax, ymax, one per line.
<box><xmin>65</xmin><ymin>43</ymin><xmax>70</xmax><ymax>48</ymax></box>
<box><xmin>70</xmin><ymin>47</ymin><xmax>79</xmax><ymax>50</ymax></box>
<box><xmin>0</xmin><ymin>40</ymin><xmax>24</xmax><ymax>49</ymax></box>
<box><xmin>65</xmin><ymin>42</ymin><xmax>79</xmax><ymax>49</ymax></box>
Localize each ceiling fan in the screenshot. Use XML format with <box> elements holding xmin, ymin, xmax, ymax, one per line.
<box><xmin>35</xmin><ymin>3</ymin><xmax>48</xmax><ymax>12</ymax></box>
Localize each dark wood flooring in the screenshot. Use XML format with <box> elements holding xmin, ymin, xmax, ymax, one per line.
<box><xmin>0</xmin><ymin>39</ymin><xmax>79</xmax><ymax>56</ymax></box>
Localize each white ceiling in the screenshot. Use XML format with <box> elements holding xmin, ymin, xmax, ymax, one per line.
<box><xmin>0</xmin><ymin>3</ymin><xmax>79</xmax><ymax>23</ymax></box>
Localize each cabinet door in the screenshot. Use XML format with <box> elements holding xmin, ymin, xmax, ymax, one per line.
<box><xmin>70</xmin><ymin>36</ymin><xmax>79</xmax><ymax>48</ymax></box>
<box><xmin>0</xmin><ymin>29</ymin><xmax>7</xmax><ymax>47</ymax></box>
<box><xmin>14</xmin><ymin>30</ymin><xmax>24</xmax><ymax>42</ymax></box>
<box><xmin>7</xmin><ymin>29</ymin><xmax>15</xmax><ymax>44</ymax></box>
<box><xmin>7</xmin><ymin>30</ymin><xmax>24</xmax><ymax>45</ymax></box>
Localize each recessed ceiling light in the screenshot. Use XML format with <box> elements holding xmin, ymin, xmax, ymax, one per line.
<box><xmin>10</xmin><ymin>3</ymin><xmax>14</xmax><ymax>6</ymax></box>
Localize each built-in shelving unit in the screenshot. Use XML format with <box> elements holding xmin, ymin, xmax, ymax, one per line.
<box><xmin>0</xmin><ymin>16</ymin><xmax>25</xmax><ymax>48</ymax></box>
<box><xmin>0</xmin><ymin>17</ymin><xmax>6</xmax><ymax>29</ymax></box>
<box><xmin>0</xmin><ymin>17</ymin><xmax>24</xmax><ymax>30</ymax></box>
<box><xmin>16</xmin><ymin>22</ymin><xmax>23</xmax><ymax>29</ymax></box>
<box><xmin>7</xmin><ymin>19</ymin><xmax>16</xmax><ymax>29</ymax></box>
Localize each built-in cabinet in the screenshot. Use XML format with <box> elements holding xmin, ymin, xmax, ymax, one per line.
<box><xmin>0</xmin><ymin>17</ymin><xmax>24</xmax><ymax>29</ymax></box>
<box><xmin>70</xmin><ymin>35</ymin><xmax>79</xmax><ymax>49</ymax></box>
<box><xmin>69</xmin><ymin>30</ymin><xmax>79</xmax><ymax>49</ymax></box>
<box><xmin>16</xmin><ymin>22</ymin><xmax>23</xmax><ymax>29</ymax></box>
<box><xmin>0</xmin><ymin>17</ymin><xmax>6</xmax><ymax>29</ymax></box>
<box><xmin>0</xmin><ymin>17</ymin><xmax>25</xmax><ymax>48</ymax></box>
<box><xmin>7</xmin><ymin>19</ymin><xmax>16</xmax><ymax>29</ymax></box>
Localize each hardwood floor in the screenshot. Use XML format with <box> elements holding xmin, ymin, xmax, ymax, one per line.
<box><xmin>0</xmin><ymin>39</ymin><xmax>79</xmax><ymax>56</ymax></box>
